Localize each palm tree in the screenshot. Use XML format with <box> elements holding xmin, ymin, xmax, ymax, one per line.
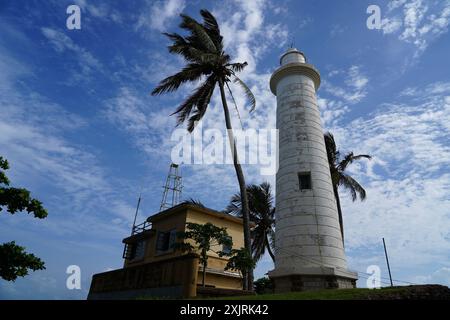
<box><xmin>151</xmin><ymin>9</ymin><xmax>256</xmax><ymax>290</ymax></box>
<box><xmin>324</xmin><ymin>132</ymin><xmax>371</xmax><ymax>244</ymax></box>
<box><xmin>226</xmin><ymin>182</ymin><xmax>275</xmax><ymax>264</ymax></box>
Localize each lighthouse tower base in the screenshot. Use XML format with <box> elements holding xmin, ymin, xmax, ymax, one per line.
<box><xmin>268</xmin><ymin>267</ymin><xmax>358</xmax><ymax>292</ymax></box>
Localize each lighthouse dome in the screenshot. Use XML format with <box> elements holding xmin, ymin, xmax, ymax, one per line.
<box><xmin>280</xmin><ymin>47</ymin><xmax>306</xmax><ymax>65</ymax></box>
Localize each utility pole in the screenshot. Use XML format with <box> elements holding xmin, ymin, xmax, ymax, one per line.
<box><xmin>382</xmin><ymin>238</ymin><xmax>394</xmax><ymax>287</ymax></box>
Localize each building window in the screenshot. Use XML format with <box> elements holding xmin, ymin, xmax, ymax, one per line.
<box><xmin>133</xmin><ymin>240</ymin><xmax>146</xmax><ymax>260</ymax></box>
<box><xmin>156</xmin><ymin>229</ymin><xmax>177</xmax><ymax>253</ymax></box>
<box><xmin>222</xmin><ymin>236</ymin><xmax>232</xmax><ymax>255</ymax></box>
<box><xmin>126</xmin><ymin>240</ymin><xmax>146</xmax><ymax>261</ymax></box>
<box><xmin>298</xmin><ymin>172</ymin><xmax>312</xmax><ymax>190</ymax></box>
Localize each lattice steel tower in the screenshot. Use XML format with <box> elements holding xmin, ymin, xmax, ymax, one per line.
<box><xmin>160</xmin><ymin>163</ymin><xmax>182</xmax><ymax>211</ymax></box>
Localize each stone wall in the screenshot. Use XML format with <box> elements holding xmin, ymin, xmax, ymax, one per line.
<box><xmin>88</xmin><ymin>253</ymin><xmax>199</xmax><ymax>299</ymax></box>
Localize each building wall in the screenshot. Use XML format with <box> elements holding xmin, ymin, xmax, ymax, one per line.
<box><xmin>123</xmin><ymin>205</ymin><xmax>244</xmax><ymax>290</ymax></box>
<box><xmin>186</xmin><ymin>208</ymin><xmax>245</xmax><ymax>256</ymax></box>
<box><xmin>198</xmin><ymin>272</ymin><xmax>242</xmax><ymax>290</ymax></box>
<box><xmin>89</xmin><ymin>253</ymin><xmax>199</xmax><ymax>299</ymax></box>
<box><xmin>186</xmin><ymin>208</ymin><xmax>244</xmax><ymax>289</ymax></box>
<box><xmin>124</xmin><ymin>210</ymin><xmax>187</xmax><ymax>268</ymax></box>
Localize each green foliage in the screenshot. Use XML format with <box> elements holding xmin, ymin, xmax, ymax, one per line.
<box><xmin>174</xmin><ymin>222</ymin><xmax>232</xmax><ymax>263</ymax></box>
<box><xmin>324</xmin><ymin>132</ymin><xmax>371</xmax><ymax>242</ymax></box>
<box><xmin>151</xmin><ymin>9</ymin><xmax>256</xmax><ymax>132</ymax></box>
<box><xmin>0</xmin><ymin>156</ymin><xmax>47</xmax><ymax>219</ymax></box>
<box><xmin>0</xmin><ymin>241</ymin><xmax>45</xmax><ymax>281</ymax></box>
<box><xmin>174</xmin><ymin>222</ymin><xmax>233</xmax><ymax>286</ymax></box>
<box><xmin>224</xmin><ymin>247</ymin><xmax>256</xmax><ymax>277</ymax></box>
<box><xmin>0</xmin><ymin>155</ymin><xmax>48</xmax><ymax>281</ymax></box>
<box><xmin>151</xmin><ymin>8</ymin><xmax>256</xmax><ymax>290</ymax></box>
<box><xmin>253</xmin><ymin>277</ymin><xmax>273</xmax><ymax>294</ymax></box>
<box><xmin>226</xmin><ymin>182</ymin><xmax>275</xmax><ymax>263</ymax></box>
<box><xmin>0</xmin><ymin>156</ymin><xmax>10</xmax><ymax>185</ymax></box>
<box><xmin>180</xmin><ymin>198</ymin><xmax>205</xmax><ymax>208</ymax></box>
<box><xmin>324</xmin><ymin>132</ymin><xmax>371</xmax><ymax>201</ymax></box>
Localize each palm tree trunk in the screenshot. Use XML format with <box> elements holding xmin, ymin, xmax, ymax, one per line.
<box><xmin>265</xmin><ymin>235</ymin><xmax>275</xmax><ymax>263</ymax></box>
<box><xmin>202</xmin><ymin>262</ymin><xmax>206</xmax><ymax>287</ymax></box>
<box><xmin>333</xmin><ymin>184</ymin><xmax>344</xmax><ymax>246</ymax></box>
<box><xmin>218</xmin><ymin>79</ymin><xmax>253</xmax><ymax>291</ymax></box>
<box><xmin>202</xmin><ymin>249</ymin><xmax>207</xmax><ymax>287</ymax></box>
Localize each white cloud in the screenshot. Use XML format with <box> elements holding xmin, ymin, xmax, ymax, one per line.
<box><xmin>217</xmin><ymin>0</ymin><xmax>290</xmax><ymax>71</ymax></box>
<box><xmin>74</xmin><ymin>0</ymin><xmax>123</xmax><ymax>23</ymax></box>
<box><xmin>0</xmin><ymin>46</ymin><xmax>136</xmax><ymax>237</ymax></box>
<box><xmin>380</xmin><ymin>0</ymin><xmax>450</xmax><ymax>56</ymax></box>
<box><xmin>135</xmin><ymin>0</ymin><xmax>186</xmax><ymax>32</ymax></box>
<box><xmin>41</xmin><ymin>27</ymin><xmax>102</xmax><ymax>82</ymax></box>
<box><xmin>323</xmin><ymin>65</ymin><xmax>369</xmax><ymax>104</ymax></box>
<box><xmin>414</xmin><ymin>267</ymin><xmax>450</xmax><ymax>286</ymax></box>
<box><xmin>104</xmin><ymin>87</ymin><xmax>177</xmax><ymax>160</ymax></box>
<box><xmin>327</xmin><ymin>81</ymin><xmax>450</xmax><ymax>277</ymax></box>
<box><xmin>381</xmin><ymin>17</ymin><xmax>403</xmax><ymax>34</ymax></box>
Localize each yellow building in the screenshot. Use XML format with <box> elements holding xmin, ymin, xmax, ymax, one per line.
<box><xmin>88</xmin><ymin>203</ymin><xmax>248</xmax><ymax>299</ymax></box>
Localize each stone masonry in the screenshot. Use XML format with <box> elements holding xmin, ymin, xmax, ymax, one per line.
<box><xmin>268</xmin><ymin>48</ymin><xmax>358</xmax><ymax>292</ymax></box>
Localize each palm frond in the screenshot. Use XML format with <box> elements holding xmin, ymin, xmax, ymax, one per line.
<box><xmin>170</xmin><ymin>75</ymin><xmax>216</xmax><ymax>126</ymax></box>
<box><xmin>225</xmin><ymin>193</ymin><xmax>242</xmax><ymax>217</ymax></box>
<box><xmin>233</xmin><ymin>75</ymin><xmax>256</xmax><ymax>112</ymax></box>
<box><xmin>180</xmin><ymin>198</ymin><xmax>205</xmax><ymax>208</ymax></box>
<box><xmin>164</xmin><ymin>32</ymin><xmax>210</xmax><ymax>62</ymax></box>
<box><xmin>185</xmin><ymin>76</ymin><xmax>216</xmax><ymax>132</ymax></box>
<box><xmin>227</xmin><ymin>62</ymin><xmax>248</xmax><ymax>73</ymax></box>
<box><xmin>225</xmin><ymin>81</ymin><xmax>244</xmax><ymax>129</ymax></box>
<box><xmin>268</xmin><ymin>227</ymin><xmax>275</xmax><ymax>254</ymax></box>
<box><xmin>200</xmin><ymin>9</ymin><xmax>223</xmax><ymax>52</ymax></box>
<box><xmin>180</xmin><ymin>14</ymin><xmax>217</xmax><ymax>53</ymax></box>
<box><xmin>339</xmin><ymin>174</ymin><xmax>367</xmax><ymax>201</ymax></box>
<box><xmin>151</xmin><ymin>63</ymin><xmax>208</xmax><ymax>95</ymax></box>
<box><xmin>338</xmin><ymin>152</ymin><xmax>372</xmax><ymax>172</ymax></box>
<box><xmin>251</xmin><ymin>225</ymin><xmax>267</xmax><ymax>262</ymax></box>
<box><xmin>324</xmin><ymin>132</ymin><xmax>339</xmax><ymax>165</ymax></box>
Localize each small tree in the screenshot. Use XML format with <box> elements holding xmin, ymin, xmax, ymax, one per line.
<box><xmin>0</xmin><ymin>156</ymin><xmax>48</xmax><ymax>281</ymax></box>
<box><xmin>0</xmin><ymin>242</ymin><xmax>45</xmax><ymax>281</ymax></box>
<box><xmin>223</xmin><ymin>247</ymin><xmax>256</xmax><ymax>290</ymax></box>
<box><xmin>253</xmin><ymin>277</ymin><xmax>273</xmax><ymax>294</ymax></box>
<box><xmin>174</xmin><ymin>222</ymin><xmax>232</xmax><ymax>287</ymax></box>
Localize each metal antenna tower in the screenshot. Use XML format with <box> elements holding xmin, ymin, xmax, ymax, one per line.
<box><xmin>160</xmin><ymin>163</ymin><xmax>182</xmax><ymax>211</ymax></box>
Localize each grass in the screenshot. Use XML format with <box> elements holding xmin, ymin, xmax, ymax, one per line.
<box><xmin>216</xmin><ymin>287</ymin><xmax>407</xmax><ymax>300</ymax></box>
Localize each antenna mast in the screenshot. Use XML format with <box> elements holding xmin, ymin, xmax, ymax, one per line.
<box><xmin>160</xmin><ymin>163</ymin><xmax>182</xmax><ymax>211</ymax></box>
<box><xmin>130</xmin><ymin>193</ymin><xmax>141</xmax><ymax>235</ymax></box>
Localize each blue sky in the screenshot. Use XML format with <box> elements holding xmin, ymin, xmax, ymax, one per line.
<box><xmin>1</xmin><ymin>0</ymin><xmax>450</xmax><ymax>299</ymax></box>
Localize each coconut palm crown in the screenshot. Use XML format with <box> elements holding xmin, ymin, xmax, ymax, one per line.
<box><xmin>226</xmin><ymin>182</ymin><xmax>275</xmax><ymax>263</ymax></box>
<box><xmin>324</xmin><ymin>132</ymin><xmax>372</xmax><ymax>243</ymax></box>
<box><xmin>151</xmin><ymin>9</ymin><xmax>256</xmax><ymax>290</ymax></box>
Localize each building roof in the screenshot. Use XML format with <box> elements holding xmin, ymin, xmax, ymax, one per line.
<box><xmin>146</xmin><ymin>203</ymin><xmax>247</xmax><ymax>225</ymax></box>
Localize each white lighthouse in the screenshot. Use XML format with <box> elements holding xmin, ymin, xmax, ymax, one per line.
<box><xmin>268</xmin><ymin>48</ymin><xmax>358</xmax><ymax>291</ymax></box>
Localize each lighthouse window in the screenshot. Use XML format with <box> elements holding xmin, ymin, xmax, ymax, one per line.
<box><xmin>298</xmin><ymin>172</ymin><xmax>312</xmax><ymax>190</ymax></box>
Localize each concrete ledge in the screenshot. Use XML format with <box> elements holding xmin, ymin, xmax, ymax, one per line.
<box><xmin>269</xmin><ymin>267</ymin><xmax>357</xmax><ymax>292</ymax></box>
